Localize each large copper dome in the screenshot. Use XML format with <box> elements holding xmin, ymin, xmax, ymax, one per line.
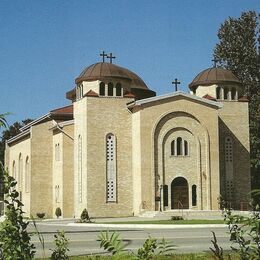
<box><xmin>75</xmin><ymin>62</ymin><xmax>148</xmax><ymax>90</ymax></box>
<box><xmin>66</xmin><ymin>62</ymin><xmax>156</xmax><ymax>101</ymax></box>
<box><xmin>189</xmin><ymin>67</ymin><xmax>241</xmax><ymax>89</ymax></box>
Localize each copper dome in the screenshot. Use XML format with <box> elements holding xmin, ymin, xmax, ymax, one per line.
<box><xmin>75</xmin><ymin>62</ymin><xmax>148</xmax><ymax>90</ymax></box>
<box><xmin>189</xmin><ymin>67</ymin><xmax>241</xmax><ymax>89</ymax></box>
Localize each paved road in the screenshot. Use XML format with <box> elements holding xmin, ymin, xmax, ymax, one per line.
<box><xmin>28</xmin><ymin>221</ymin><xmax>232</xmax><ymax>258</ymax></box>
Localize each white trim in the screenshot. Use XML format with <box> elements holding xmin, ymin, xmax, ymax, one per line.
<box><xmin>50</xmin><ymin>120</ymin><xmax>74</xmax><ymax>130</ymax></box>
<box><xmin>7</xmin><ymin>129</ymin><xmax>30</xmax><ymax>144</ymax></box>
<box><xmin>127</xmin><ymin>91</ymin><xmax>223</xmax><ymax>109</ymax></box>
<box><xmin>20</xmin><ymin>113</ymin><xmax>51</xmax><ymax>132</ymax></box>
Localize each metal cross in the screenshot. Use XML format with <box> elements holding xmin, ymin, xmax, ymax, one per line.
<box><xmin>107</xmin><ymin>53</ymin><xmax>116</xmax><ymax>64</ymax></box>
<box><xmin>212</xmin><ymin>58</ymin><xmax>219</xmax><ymax>68</ymax></box>
<box><xmin>100</xmin><ymin>51</ymin><xmax>107</xmax><ymax>63</ymax></box>
<box><xmin>172</xmin><ymin>78</ymin><xmax>181</xmax><ymax>92</ymax></box>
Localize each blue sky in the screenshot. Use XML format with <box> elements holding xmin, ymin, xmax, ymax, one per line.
<box><xmin>0</xmin><ymin>0</ymin><xmax>259</xmax><ymax>125</ymax></box>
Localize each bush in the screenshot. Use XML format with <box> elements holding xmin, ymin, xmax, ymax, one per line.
<box><xmin>80</xmin><ymin>208</ymin><xmax>91</xmax><ymax>223</ymax></box>
<box><xmin>171</xmin><ymin>216</ymin><xmax>184</xmax><ymax>221</ymax></box>
<box><xmin>36</xmin><ymin>212</ymin><xmax>45</xmax><ymax>219</ymax></box>
<box><xmin>55</xmin><ymin>207</ymin><xmax>62</xmax><ymax>218</ymax></box>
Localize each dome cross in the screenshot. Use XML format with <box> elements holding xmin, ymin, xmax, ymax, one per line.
<box><xmin>172</xmin><ymin>78</ymin><xmax>181</xmax><ymax>92</ymax></box>
<box><xmin>107</xmin><ymin>53</ymin><xmax>116</xmax><ymax>64</ymax></box>
<box><xmin>212</xmin><ymin>58</ymin><xmax>220</xmax><ymax>68</ymax></box>
<box><xmin>100</xmin><ymin>51</ymin><xmax>107</xmax><ymax>63</ymax></box>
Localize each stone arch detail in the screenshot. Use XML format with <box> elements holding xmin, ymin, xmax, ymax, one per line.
<box><xmin>152</xmin><ymin>111</ymin><xmax>211</xmax><ymax>211</ymax></box>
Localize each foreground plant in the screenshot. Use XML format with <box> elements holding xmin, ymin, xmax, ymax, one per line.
<box><xmin>99</xmin><ymin>231</ymin><xmax>175</xmax><ymax>259</ymax></box>
<box><xmin>50</xmin><ymin>230</ymin><xmax>69</xmax><ymax>260</ymax></box>
<box><xmin>0</xmin><ymin>163</ymin><xmax>35</xmax><ymax>259</ymax></box>
<box><xmin>210</xmin><ymin>206</ymin><xmax>260</xmax><ymax>260</ymax></box>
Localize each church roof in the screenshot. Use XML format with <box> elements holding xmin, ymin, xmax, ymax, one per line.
<box><xmin>189</xmin><ymin>67</ymin><xmax>241</xmax><ymax>89</ymax></box>
<box><xmin>75</xmin><ymin>62</ymin><xmax>149</xmax><ymax>90</ymax></box>
<box><xmin>127</xmin><ymin>91</ymin><xmax>223</xmax><ymax>109</ymax></box>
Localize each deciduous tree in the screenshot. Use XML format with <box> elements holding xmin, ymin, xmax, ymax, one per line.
<box><xmin>213</xmin><ymin>11</ymin><xmax>260</xmax><ymax>192</ymax></box>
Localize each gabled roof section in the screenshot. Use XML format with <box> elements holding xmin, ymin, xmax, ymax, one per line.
<box><xmin>50</xmin><ymin>105</ymin><xmax>73</xmax><ymax>115</ymax></box>
<box><xmin>127</xmin><ymin>91</ymin><xmax>222</xmax><ymax>109</ymax></box>
<box><xmin>20</xmin><ymin>105</ymin><xmax>73</xmax><ymax>132</ymax></box>
<box><xmin>83</xmin><ymin>90</ymin><xmax>99</xmax><ymax>97</ymax></box>
<box><xmin>7</xmin><ymin>129</ymin><xmax>30</xmax><ymax>144</ymax></box>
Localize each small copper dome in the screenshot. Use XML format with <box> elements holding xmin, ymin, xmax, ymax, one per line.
<box><xmin>75</xmin><ymin>62</ymin><xmax>148</xmax><ymax>90</ymax></box>
<box><xmin>189</xmin><ymin>67</ymin><xmax>241</xmax><ymax>89</ymax></box>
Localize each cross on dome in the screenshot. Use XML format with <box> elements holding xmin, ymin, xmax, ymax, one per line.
<box><xmin>100</xmin><ymin>51</ymin><xmax>107</xmax><ymax>63</ymax></box>
<box><xmin>107</xmin><ymin>53</ymin><xmax>116</xmax><ymax>63</ymax></box>
<box><xmin>212</xmin><ymin>57</ymin><xmax>220</xmax><ymax>68</ymax></box>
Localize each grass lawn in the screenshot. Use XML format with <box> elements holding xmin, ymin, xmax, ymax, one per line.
<box><xmin>98</xmin><ymin>219</ymin><xmax>225</xmax><ymax>225</ymax></box>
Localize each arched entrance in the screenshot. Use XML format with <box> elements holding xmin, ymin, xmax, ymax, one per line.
<box><xmin>171</xmin><ymin>177</ymin><xmax>189</xmax><ymax>209</ymax></box>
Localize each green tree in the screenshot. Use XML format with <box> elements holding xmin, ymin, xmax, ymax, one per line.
<box><xmin>0</xmin><ymin>119</ymin><xmax>33</xmax><ymax>164</ymax></box>
<box><xmin>0</xmin><ymin>113</ymin><xmax>9</xmax><ymax>129</ymax></box>
<box><xmin>0</xmin><ymin>163</ymin><xmax>36</xmax><ymax>259</ymax></box>
<box><xmin>213</xmin><ymin>11</ymin><xmax>260</xmax><ymax>191</ymax></box>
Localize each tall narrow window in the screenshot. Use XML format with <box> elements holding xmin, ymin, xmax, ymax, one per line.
<box><xmin>99</xmin><ymin>82</ymin><xmax>105</xmax><ymax>96</ymax></box>
<box><xmin>55</xmin><ymin>185</ymin><xmax>60</xmax><ymax>203</ymax></box>
<box><xmin>184</xmin><ymin>140</ymin><xmax>188</xmax><ymax>155</ymax></box>
<box><xmin>216</xmin><ymin>87</ymin><xmax>222</xmax><ymax>99</ymax></box>
<box><xmin>108</xmin><ymin>82</ymin><xmax>114</xmax><ymax>96</ymax></box>
<box><xmin>116</xmin><ymin>83</ymin><xmax>122</xmax><ymax>96</ymax></box>
<box><xmin>192</xmin><ymin>185</ymin><xmax>197</xmax><ymax>206</ymax></box>
<box><xmin>176</xmin><ymin>137</ymin><xmax>182</xmax><ymax>155</ymax></box>
<box><xmin>55</xmin><ymin>144</ymin><xmax>60</xmax><ymax>161</ymax></box>
<box><xmin>12</xmin><ymin>161</ymin><xmax>16</xmax><ymax>180</ymax></box>
<box><xmin>224</xmin><ymin>87</ymin><xmax>229</xmax><ymax>100</ymax></box>
<box><xmin>171</xmin><ymin>140</ymin><xmax>175</xmax><ymax>155</ymax></box>
<box><xmin>106</xmin><ymin>134</ymin><xmax>117</xmax><ymax>202</ymax></box>
<box><xmin>78</xmin><ymin>135</ymin><xmax>82</xmax><ymax>203</ymax></box>
<box><xmin>18</xmin><ymin>153</ymin><xmax>23</xmax><ymax>189</ymax></box>
<box><xmin>225</xmin><ymin>137</ymin><xmax>234</xmax><ymax>202</ymax></box>
<box><xmin>231</xmin><ymin>87</ymin><xmax>237</xmax><ymax>100</ymax></box>
<box><xmin>25</xmin><ymin>156</ymin><xmax>30</xmax><ymax>192</ymax></box>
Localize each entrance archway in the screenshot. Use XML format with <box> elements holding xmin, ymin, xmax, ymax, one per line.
<box><xmin>171</xmin><ymin>177</ymin><xmax>189</xmax><ymax>209</ymax></box>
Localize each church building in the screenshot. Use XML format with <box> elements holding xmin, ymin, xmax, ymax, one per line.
<box><xmin>5</xmin><ymin>56</ymin><xmax>251</xmax><ymax>218</ymax></box>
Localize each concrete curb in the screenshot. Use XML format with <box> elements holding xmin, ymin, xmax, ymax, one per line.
<box><xmin>67</xmin><ymin>223</ymin><xmax>228</xmax><ymax>229</ymax></box>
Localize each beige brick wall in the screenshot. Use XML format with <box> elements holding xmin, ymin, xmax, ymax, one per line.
<box><xmin>132</xmin><ymin>96</ymin><xmax>220</xmax><ymax>211</ymax></box>
<box><xmin>30</xmin><ymin>121</ymin><xmax>53</xmax><ymax>217</ymax></box>
<box><xmin>218</xmin><ymin>101</ymin><xmax>250</xmax><ymax>209</ymax></box>
<box><xmin>62</xmin><ymin>124</ymin><xmax>74</xmax><ymax>217</ymax></box>
<box><xmin>74</xmin><ymin>96</ymin><xmax>134</xmax><ymax>217</ymax></box>
<box><xmin>6</xmin><ymin>136</ymin><xmax>31</xmax><ymax>215</ymax></box>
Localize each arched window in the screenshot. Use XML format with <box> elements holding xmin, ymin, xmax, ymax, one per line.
<box><xmin>184</xmin><ymin>140</ymin><xmax>189</xmax><ymax>156</ymax></box>
<box><xmin>225</xmin><ymin>137</ymin><xmax>234</xmax><ymax>202</ymax></box>
<box><xmin>12</xmin><ymin>161</ymin><xmax>16</xmax><ymax>180</ymax></box>
<box><xmin>231</xmin><ymin>87</ymin><xmax>237</xmax><ymax>100</ymax></box>
<box><xmin>106</xmin><ymin>133</ymin><xmax>117</xmax><ymax>202</ymax></box>
<box><xmin>55</xmin><ymin>144</ymin><xmax>60</xmax><ymax>161</ymax></box>
<box><xmin>171</xmin><ymin>140</ymin><xmax>175</xmax><ymax>155</ymax></box>
<box><xmin>216</xmin><ymin>87</ymin><xmax>222</xmax><ymax>99</ymax></box>
<box><xmin>25</xmin><ymin>156</ymin><xmax>30</xmax><ymax>192</ymax></box>
<box><xmin>171</xmin><ymin>138</ymin><xmax>189</xmax><ymax>156</ymax></box>
<box><xmin>176</xmin><ymin>137</ymin><xmax>182</xmax><ymax>155</ymax></box>
<box><xmin>18</xmin><ymin>153</ymin><xmax>23</xmax><ymax>189</ymax></box>
<box><xmin>108</xmin><ymin>82</ymin><xmax>114</xmax><ymax>96</ymax></box>
<box><xmin>81</xmin><ymin>84</ymin><xmax>83</xmax><ymax>97</ymax></box>
<box><xmin>192</xmin><ymin>185</ymin><xmax>197</xmax><ymax>206</ymax></box>
<box><xmin>99</xmin><ymin>82</ymin><xmax>105</xmax><ymax>96</ymax></box>
<box><xmin>55</xmin><ymin>185</ymin><xmax>60</xmax><ymax>203</ymax></box>
<box><xmin>224</xmin><ymin>87</ymin><xmax>229</xmax><ymax>100</ymax></box>
<box><xmin>78</xmin><ymin>135</ymin><xmax>82</xmax><ymax>203</ymax></box>
<box><xmin>116</xmin><ymin>83</ymin><xmax>122</xmax><ymax>96</ymax></box>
